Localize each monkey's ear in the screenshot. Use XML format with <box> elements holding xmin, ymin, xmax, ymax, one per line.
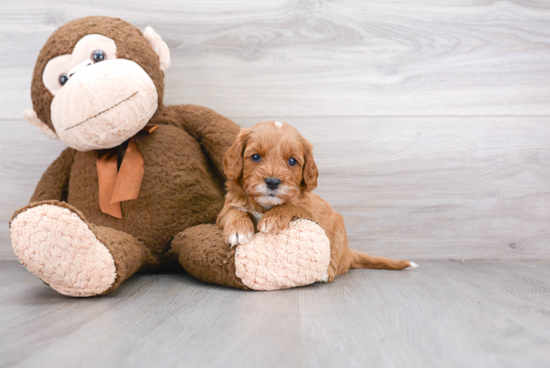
<box><xmin>143</xmin><ymin>27</ymin><xmax>171</xmax><ymax>72</ymax></box>
<box><xmin>24</xmin><ymin>109</ymin><xmax>58</xmax><ymax>140</ymax></box>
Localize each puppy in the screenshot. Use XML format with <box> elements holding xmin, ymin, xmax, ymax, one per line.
<box><xmin>217</xmin><ymin>121</ymin><xmax>416</xmax><ymax>282</ymax></box>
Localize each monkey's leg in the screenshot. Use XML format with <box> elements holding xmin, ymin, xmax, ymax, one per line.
<box><xmin>10</xmin><ymin>200</ymin><xmax>157</xmax><ymax>297</ymax></box>
<box><xmin>171</xmin><ymin>220</ymin><xmax>331</xmax><ymax>291</ymax></box>
<box><xmin>171</xmin><ymin>224</ymin><xmax>249</xmax><ymax>290</ymax></box>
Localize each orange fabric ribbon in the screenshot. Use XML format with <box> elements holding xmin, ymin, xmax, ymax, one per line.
<box><xmin>97</xmin><ymin>125</ymin><xmax>158</xmax><ymax>218</ymax></box>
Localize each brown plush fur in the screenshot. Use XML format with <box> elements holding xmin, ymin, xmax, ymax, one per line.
<box><xmin>217</xmin><ymin>122</ymin><xmax>413</xmax><ymax>282</ymax></box>
<box><xmin>31</xmin><ymin>16</ymin><xmax>166</xmax><ymax>131</ymax></box>
<box><xmin>17</xmin><ymin>16</ymin><xmax>241</xmax><ymax>292</ymax></box>
<box><xmin>43</xmin><ymin>123</ymin><xmax>228</xmax><ymax>262</ymax></box>
<box><xmin>171</xmin><ymin>224</ymin><xmax>249</xmax><ymax>290</ymax></box>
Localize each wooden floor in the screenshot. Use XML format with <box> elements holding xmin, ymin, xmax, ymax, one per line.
<box><xmin>1</xmin><ymin>260</ymin><xmax>549</xmax><ymax>368</ymax></box>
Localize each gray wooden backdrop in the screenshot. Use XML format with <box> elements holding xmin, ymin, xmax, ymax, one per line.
<box><xmin>1</xmin><ymin>0</ymin><xmax>549</xmax><ymax>261</ymax></box>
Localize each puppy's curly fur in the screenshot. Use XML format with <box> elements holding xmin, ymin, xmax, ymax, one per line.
<box><xmin>217</xmin><ymin>121</ymin><xmax>415</xmax><ymax>282</ymax></box>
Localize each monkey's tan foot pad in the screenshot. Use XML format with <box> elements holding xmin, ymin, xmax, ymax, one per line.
<box><xmin>235</xmin><ymin>220</ymin><xmax>331</xmax><ymax>290</ymax></box>
<box><xmin>10</xmin><ymin>204</ymin><xmax>116</xmax><ymax>297</ymax></box>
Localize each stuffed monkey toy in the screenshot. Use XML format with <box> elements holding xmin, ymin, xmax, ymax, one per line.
<box><xmin>10</xmin><ymin>16</ymin><xmax>332</xmax><ymax>296</ymax></box>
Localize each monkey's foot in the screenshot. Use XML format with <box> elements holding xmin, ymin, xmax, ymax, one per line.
<box><xmin>234</xmin><ymin>220</ymin><xmax>331</xmax><ymax>290</ymax></box>
<box><xmin>173</xmin><ymin>220</ymin><xmax>331</xmax><ymax>291</ymax></box>
<box><xmin>10</xmin><ymin>202</ymin><xmax>116</xmax><ymax>297</ymax></box>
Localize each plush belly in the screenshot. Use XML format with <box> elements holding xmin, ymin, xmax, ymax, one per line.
<box><xmin>67</xmin><ymin>125</ymin><xmax>224</xmax><ymax>255</ymax></box>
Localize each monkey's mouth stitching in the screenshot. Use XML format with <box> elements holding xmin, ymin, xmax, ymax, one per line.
<box><xmin>65</xmin><ymin>91</ymin><xmax>139</xmax><ymax>131</ymax></box>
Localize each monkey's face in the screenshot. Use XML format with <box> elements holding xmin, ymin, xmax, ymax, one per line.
<box><xmin>44</xmin><ymin>34</ymin><xmax>158</xmax><ymax>151</ymax></box>
<box><xmin>25</xmin><ymin>17</ymin><xmax>171</xmax><ymax>152</ymax></box>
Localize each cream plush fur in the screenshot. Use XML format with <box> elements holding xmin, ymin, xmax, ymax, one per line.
<box><xmin>235</xmin><ymin>220</ymin><xmax>331</xmax><ymax>290</ymax></box>
<box><xmin>10</xmin><ymin>205</ymin><xmax>116</xmax><ymax>296</ymax></box>
<box><xmin>51</xmin><ymin>59</ymin><xmax>158</xmax><ymax>151</ymax></box>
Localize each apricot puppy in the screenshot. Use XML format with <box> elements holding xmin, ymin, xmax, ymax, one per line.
<box><xmin>217</xmin><ymin>121</ymin><xmax>416</xmax><ymax>282</ymax></box>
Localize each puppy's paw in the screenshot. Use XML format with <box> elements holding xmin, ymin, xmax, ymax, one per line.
<box><xmin>223</xmin><ymin>219</ymin><xmax>255</xmax><ymax>247</ymax></box>
<box><xmin>258</xmin><ymin>213</ymin><xmax>291</xmax><ymax>233</ymax></box>
<box><xmin>327</xmin><ymin>266</ymin><xmax>338</xmax><ymax>283</ymax></box>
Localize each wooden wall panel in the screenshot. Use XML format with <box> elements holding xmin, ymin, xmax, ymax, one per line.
<box><xmin>1</xmin><ymin>0</ymin><xmax>549</xmax><ymax>260</ymax></box>
<box><xmin>239</xmin><ymin>117</ymin><xmax>550</xmax><ymax>260</ymax></box>
<box><xmin>1</xmin><ymin>0</ymin><xmax>550</xmax><ymax>119</ymax></box>
<box><xmin>1</xmin><ymin>117</ymin><xmax>549</xmax><ymax>260</ymax></box>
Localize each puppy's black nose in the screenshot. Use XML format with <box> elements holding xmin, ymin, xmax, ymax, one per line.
<box><xmin>265</xmin><ymin>177</ymin><xmax>281</xmax><ymax>190</ymax></box>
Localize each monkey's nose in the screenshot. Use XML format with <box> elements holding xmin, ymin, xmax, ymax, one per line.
<box><xmin>67</xmin><ymin>59</ymin><xmax>93</xmax><ymax>79</ymax></box>
<box><xmin>265</xmin><ymin>178</ymin><xmax>281</xmax><ymax>190</ymax></box>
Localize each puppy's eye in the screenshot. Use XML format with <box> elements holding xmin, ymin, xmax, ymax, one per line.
<box><xmin>251</xmin><ymin>154</ymin><xmax>262</xmax><ymax>162</ymax></box>
<box><xmin>91</xmin><ymin>50</ymin><xmax>106</xmax><ymax>63</ymax></box>
<box><xmin>288</xmin><ymin>158</ymin><xmax>297</xmax><ymax>166</ymax></box>
<box><xmin>59</xmin><ymin>73</ymin><xmax>69</xmax><ymax>86</ymax></box>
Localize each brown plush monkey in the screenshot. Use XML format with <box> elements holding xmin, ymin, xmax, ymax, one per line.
<box><xmin>9</xmin><ymin>16</ymin><xmax>244</xmax><ymax>295</ymax></box>
<box><xmin>10</xmin><ymin>16</ymin><xmax>335</xmax><ymax>296</ymax></box>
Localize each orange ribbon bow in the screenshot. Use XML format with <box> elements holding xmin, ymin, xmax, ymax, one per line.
<box><xmin>96</xmin><ymin>125</ymin><xmax>158</xmax><ymax>218</ymax></box>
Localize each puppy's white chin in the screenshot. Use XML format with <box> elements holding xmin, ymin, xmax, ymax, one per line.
<box><xmin>255</xmin><ymin>195</ymin><xmax>283</xmax><ymax>209</ymax></box>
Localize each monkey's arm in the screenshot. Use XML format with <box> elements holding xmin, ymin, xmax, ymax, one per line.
<box><xmin>30</xmin><ymin>147</ymin><xmax>76</xmax><ymax>203</ymax></box>
<box><xmin>171</xmin><ymin>105</ymin><xmax>240</xmax><ymax>179</ymax></box>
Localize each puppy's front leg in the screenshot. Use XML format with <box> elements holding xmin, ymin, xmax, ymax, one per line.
<box><xmin>217</xmin><ymin>208</ymin><xmax>255</xmax><ymax>247</ymax></box>
<box><xmin>258</xmin><ymin>204</ymin><xmax>316</xmax><ymax>233</ymax></box>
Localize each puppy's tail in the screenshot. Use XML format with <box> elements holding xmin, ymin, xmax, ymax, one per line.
<box><xmin>350</xmin><ymin>249</ymin><xmax>417</xmax><ymax>270</ymax></box>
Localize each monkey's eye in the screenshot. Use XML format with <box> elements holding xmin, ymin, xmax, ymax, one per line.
<box><xmin>288</xmin><ymin>158</ymin><xmax>297</xmax><ymax>166</ymax></box>
<box><xmin>91</xmin><ymin>50</ymin><xmax>106</xmax><ymax>63</ymax></box>
<box><xmin>59</xmin><ymin>73</ymin><xmax>69</xmax><ymax>86</ymax></box>
<box><xmin>251</xmin><ymin>154</ymin><xmax>262</xmax><ymax>162</ymax></box>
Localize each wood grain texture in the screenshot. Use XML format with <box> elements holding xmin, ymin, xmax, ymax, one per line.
<box><xmin>1</xmin><ymin>260</ymin><xmax>549</xmax><ymax>368</ymax></box>
<box><xmin>238</xmin><ymin>117</ymin><xmax>550</xmax><ymax>260</ymax></box>
<box><xmin>1</xmin><ymin>0</ymin><xmax>550</xmax><ymax>118</ymax></box>
<box><xmin>0</xmin><ymin>121</ymin><xmax>66</xmax><ymax>260</ymax></box>
<box><xmin>1</xmin><ymin>1</ymin><xmax>550</xmax><ymax>260</ymax></box>
<box><xmin>2</xmin><ymin>117</ymin><xmax>549</xmax><ymax>260</ymax></box>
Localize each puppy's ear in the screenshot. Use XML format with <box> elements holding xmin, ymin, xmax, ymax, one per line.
<box><xmin>301</xmin><ymin>138</ymin><xmax>318</xmax><ymax>191</ymax></box>
<box><xmin>224</xmin><ymin>128</ymin><xmax>251</xmax><ymax>180</ymax></box>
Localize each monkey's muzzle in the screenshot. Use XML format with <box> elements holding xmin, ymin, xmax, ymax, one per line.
<box><xmin>51</xmin><ymin>59</ymin><xmax>158</xmax><ymax>151</ymax></box>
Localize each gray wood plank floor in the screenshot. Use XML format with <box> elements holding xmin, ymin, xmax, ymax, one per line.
<box><xmin>1</xmin><ymin>260</ymin><xmax>549</xmax><ymax>368</ymax></box>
